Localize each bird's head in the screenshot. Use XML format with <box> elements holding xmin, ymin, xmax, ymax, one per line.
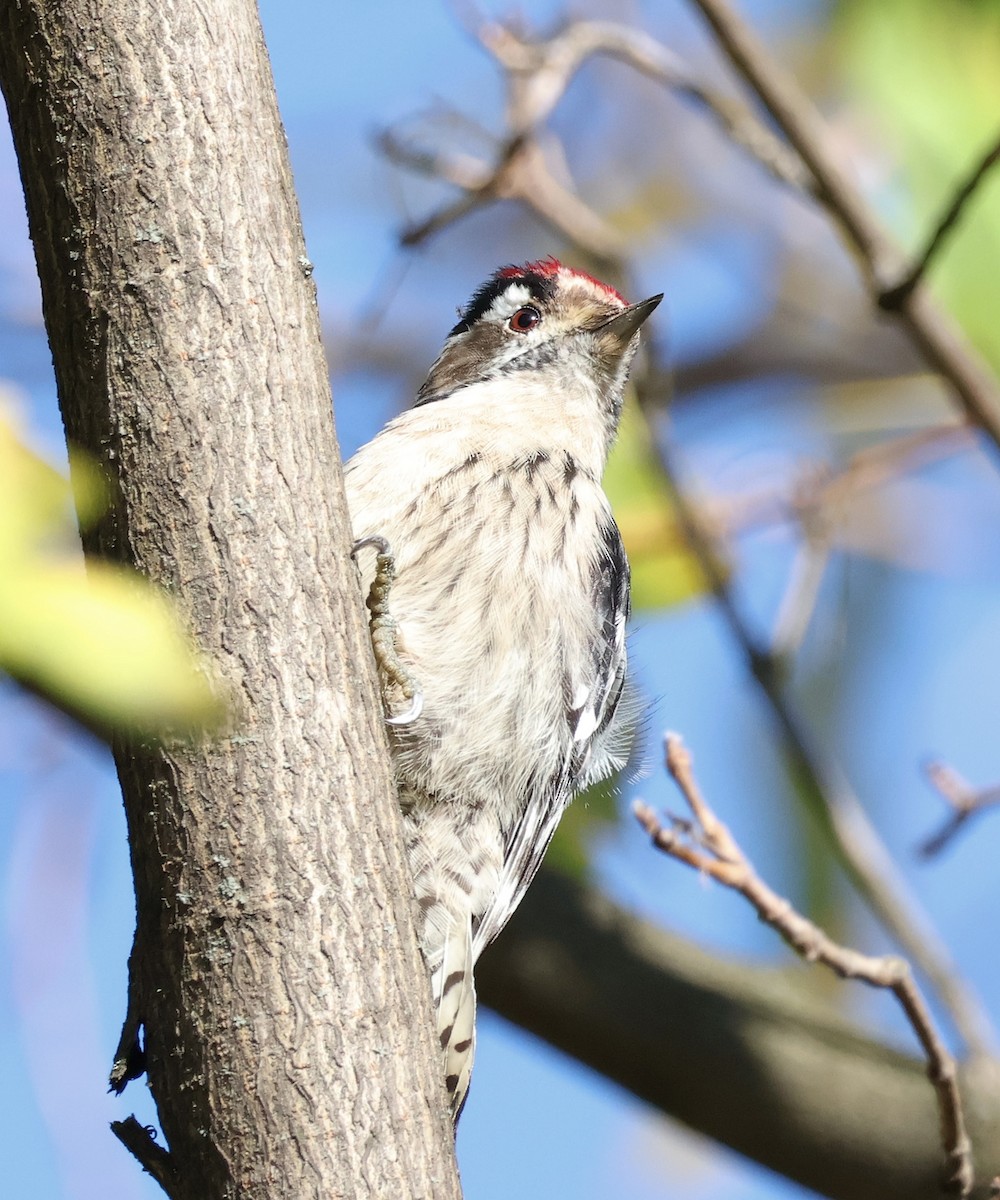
<box><xmin>416</xmin><ymin>259</ymin><xmax>662</xmax><ymax>438</ymax></box>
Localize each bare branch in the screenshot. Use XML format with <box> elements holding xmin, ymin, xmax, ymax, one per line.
<box><xmin>480</xmin><ymin>868</ymin><xmax>1000</xmax><ymax>1200</ymax></box>
<box><xmin>635</xmin><ymin>734</ymin><xmax>974</xmax><ymax>1198</ymax></box>
<box><xmin>920</xmin><ymin>761</ymin><xmax>1000</xmax><ymax>858</ymax></box>
<box><xmin>379</xmin><ymin>127</ymin><xmax>497</xmax><ymax>192</ymax></box>
<box><xmin>379</xmin><ymin>122</ymin><xmax>625</xmax><ymax>261</ymax></box>
<box><xmin>882</xmin><ymin>127</ymin><xmax>1000</xmax><ymax>308</ymax></box>
<box><xmin>382</xmin><ymin>12</ymin><xmax>816</xmax><ymax>260</ymax></box>
<box><xmin>714</xmin><ymin>425</ymin><xmax>975</xmax><ymax>543</ymax></box>
<box><xmin>687</xmin><ymin>0</ymin><xmax>1000</xmax><ymax>453</ymax></box>
<box><xmin>479</xmin><ymin>18</ymin><xmax>811</xmax><ymax>190</ymax></box>
<box><xmin>638</xmin><ymin>399</ymin><xmax>998</xmax><ymax>1058</ymax></box>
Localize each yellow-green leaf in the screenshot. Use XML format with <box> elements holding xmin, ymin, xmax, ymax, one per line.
<box><xmin>0</xmin><ymin>413</ymin><xmax>74</xmax><ymax>557</ymax></box>
<box><xmin>547</xmin><ymin>774</ymin><xmax>621</xmax><ymax>881</ymax></box>
<box><xmin>0</xmin><ymin>413</ymin><xmax>222</xmax><ymax>737</ymax></box>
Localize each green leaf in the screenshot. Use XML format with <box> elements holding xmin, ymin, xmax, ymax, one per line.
<box><xmin>0</xmin><ymin>416</ymin><xmax>74</xmax><ymax>556</ymax></box>
<box><xmin>0</xmin><ymin>415</ymin><xmax>223</xmax><ymax>737</ymax></box>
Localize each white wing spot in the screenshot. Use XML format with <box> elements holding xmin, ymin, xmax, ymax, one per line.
<box><xmin>573</xmin><ymin>704</ymin><xmax>600</xmax><ymax>743</ymax></box>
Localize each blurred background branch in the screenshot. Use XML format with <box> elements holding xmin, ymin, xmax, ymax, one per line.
<box><xmin>921</xmin><ymin>761</ymin><xmax>1000</xmax><ymax>859</ymax></box>
<box><xmin>688</xmin><ymin>0</ymin><xmax>1000</xmax><ymax>447</ymax></box>
<box><xmin>881</xmin><ymin>126</ymin><xmax>1000</xmax><ymax>307</ymax></box>
<box><xmin>476</xmin><ymin>867</ymin><xmax>1000</xmax><ymax>1200</ymax></box>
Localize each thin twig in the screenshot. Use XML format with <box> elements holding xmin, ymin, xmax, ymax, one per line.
<box><xmin>768</xmin><ymin>517</ymin><xmax>833</xmax><ymax>662</ymax></box>
<box><xmin>382</xmin><ymin>15</ymin><xmax>812</xmax><ymax>258</ymax></box>
<box><xmin>635</xmin><ymin>734</ymin><xmax>974</xmax><ymax>1198</ymax></box>
<box><xmin>920</xmin><ymin>760</ymin><xmax>1000</xmax><ymax>858</ymax></box>
<box><xmin>110</xmin><ymin>1117</ymin><xmax>179</xmax><ymax>1200</ymax></box>
<box><xmin>479</xmin><ymin>19</ymin><xmax>811</xmax><ymax>191</ymax></box>
<box><xmin>380</xmin><ymin>123</ymin><xmax>626</xmax><ymax>262</ymax></box>
<box><xmin>687</xmin><ymin>0</ymin><xmax>1000</xmax><ymax>453</ymax></box>
<box><xmin>640</xmin><ymin>408</ymin><xmax>998</xmax><ymax>1058</ymax></box>
<box><xmin>109</xmin><ymin>928</ymin><xmax>146</xmax><ymax>1094</ymax></box>
<box><xmin>882</xmin><ymin>128</ymin><xmax>1000</xmax><ymax>308</ymax></box>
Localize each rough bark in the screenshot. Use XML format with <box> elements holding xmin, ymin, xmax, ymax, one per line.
<box><xmin>0</xmin><ymin>1</ymin><xmax>462</xmax><ymax>1197</ymax></box>
<box><xmin>478</xmin><ymin>870</ymin><xmax>1000</xmax><ymax>1200</ymax></box>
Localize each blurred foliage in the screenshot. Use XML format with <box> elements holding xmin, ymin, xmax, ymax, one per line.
<box><xmin>836</xmin><ymin>0</ymin><xmax>1000</xmax><ymax>370</ymax></box>
<box><xmin>0</xmin><ymin>411</ymin><xmax>223</xmax><ymax>739</ymax></box>
<box><xmin>605</xmin><ymin>398</ymin><xmax>706</xmax><ymax>611</ymax></box>
<box><xmin>547</xmin><ymin>773</ymin><xmax>620</xmax><ymax>880</ymax></box>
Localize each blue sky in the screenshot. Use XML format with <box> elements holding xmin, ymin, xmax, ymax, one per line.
<box><xmin>2</xmin><ymin>1</ymin><xmax>999</xmax><ymax>1198</ymax></box>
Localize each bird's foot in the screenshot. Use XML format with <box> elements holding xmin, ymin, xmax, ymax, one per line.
<box><xmin>352</xmin><ymin>535</ymin><xmax>424</xmax><ymax>726</ymax></box>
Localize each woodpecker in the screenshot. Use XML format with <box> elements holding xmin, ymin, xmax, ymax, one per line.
<box><xmin>345</xmin><ymin>258</ymin><xmax>661</xmax><ymax>1117</ymax></box>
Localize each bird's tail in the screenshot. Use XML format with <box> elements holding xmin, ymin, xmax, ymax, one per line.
<box><xmin>431</xmin><ymin>919</ymin><xmax>477</xmax><ymax>1121</ymax></box>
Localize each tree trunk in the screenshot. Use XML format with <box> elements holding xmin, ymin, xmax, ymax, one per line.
<box><xmin>0</xmin><ymin>1</ymin><xmax>463</xmax><ymax>1196</ymax></box>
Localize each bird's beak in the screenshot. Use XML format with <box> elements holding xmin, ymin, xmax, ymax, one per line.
<box><xmin>591</xmin><ymin>293</ymin><xmax>663</xmax><ymax>352</ymax></box>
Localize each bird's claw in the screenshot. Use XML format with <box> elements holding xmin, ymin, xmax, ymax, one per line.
<box><xmin>353</xmin><ymin>532</ymin><xmax>423</xmax><ymax>726</ymax></box>
<box><xmin>385</xmin><ymin>689</ymin><xmax>424</xmax><ymax>726</ymax></box>
<box><xmin>351</xmin><ymin>533</ymin><xmax>391</xmax><ymax>558</ymax></box>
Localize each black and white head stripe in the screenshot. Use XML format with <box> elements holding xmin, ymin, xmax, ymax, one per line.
<box><xmin>415</xmin><ymin>257</ymin><xmax>634</xmax><ymax>408</ymax></box>
<box><xmin>448</xmin><ymin>266</ymin><xmax>557</xmax><ymax>337</ymax></box>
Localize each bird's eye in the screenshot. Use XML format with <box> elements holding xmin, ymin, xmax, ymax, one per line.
<box><xmin>508</xmin><ymin>306</ymin><xmax>541</xmax><ymax>333</ymax></box>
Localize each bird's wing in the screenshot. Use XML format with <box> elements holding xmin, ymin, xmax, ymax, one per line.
<box><xmin>471</xmin><ymin>515</ymin><xmax>631</xmax><ymax>961</ymax></box>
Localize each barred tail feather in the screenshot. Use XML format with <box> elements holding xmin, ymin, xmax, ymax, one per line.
<box><xmin>433</xmin><ymin>920</ymin><xmax>477</xmax><ymax>1120</ymax></box>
